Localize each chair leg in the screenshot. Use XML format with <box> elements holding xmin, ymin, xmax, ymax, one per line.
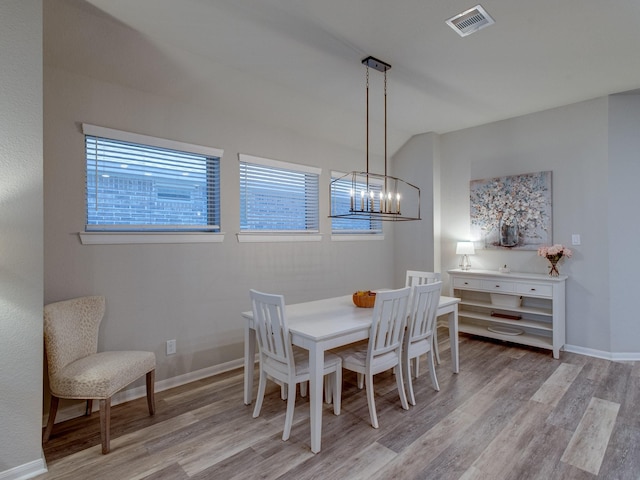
<box><xmin>364</xmin><ymin>374</ymin><xmax>378</xmax><ymax>429</ymax></box>
<box><xmin>403</xmin><ymin>354</ymin><xmax>416</xmax><ymax>406</ymax></box>
<box><xmin>252</xmin><ymin>369</ymin><xmax>267</xmax><ymax>418</ymax></box>
<box><xmin>357</xmin><ymin>372</ymin><xmax>364</xmax><ymax>389</ymax></box>
<box><xmin>433</xmin><ymin>326</ymin><xmax>441</xmax><ymax>365</ymax></box>
<box><xmin>282</xmin><ymin>380</ymin><xmax>297</xmax><ymax>441</ymax></box>
<box><xmin>99</xmin><ymin>398</ymin><xmax>111</xmax><ymax>454</ymax></box>
<box><xmin>146</xmin><ymin>370</ymin><xmax>156</xmax><ymax>415</ymax></box>
<box><xmin>300</xmin><ymin>381</ymin><xmax>308</xmax><ymax>398</ymax></box>
<box><xmin>333</xmin><ymin>368</ymin><xmax>341</xmax><ymax>416</ymax></box>
<box><xmin>85</xmin><ymin>399</ymin><xmax>93</xmax><ymax>416</ymax></box>
<box><xmin>42</xmin><ymin>395</ymin><xmax>59</xmax><ymax>442</ymax></box>
<box><xmin>427</xmin><ymin>349</ymin><xmax>440</xmax><ymax>392</ymax></box>
<box><xmin>395</xmin><ymin>364</ymin><xmax>409</xmax><ymax>411</ymax></box>
<box><xmin>324</xmin><ymin>376</ymin><xmax>332</xmax><ymax>404</ymax></box>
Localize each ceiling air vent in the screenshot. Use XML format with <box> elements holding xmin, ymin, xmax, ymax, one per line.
<box><xmin>446</xmin><ymin>5</ymin><xmax>495</xmax><ymax>37</ymax></box>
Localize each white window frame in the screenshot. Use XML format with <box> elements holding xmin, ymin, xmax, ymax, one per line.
<box><xmin>330</xmin><ymin>170</ymin><xmax>384</xmax><ymax>241</ymax></box>
<box><xmin>79</xmin><ymin>124</ymin><xmax>224</xmax><ymax>245</ymax></box>
<box><xmin>238</xmin><ymin>153</ymin><xmax>321</xmax><ymax>243</ymax></box>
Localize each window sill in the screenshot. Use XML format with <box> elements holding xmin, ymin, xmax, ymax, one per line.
<box><xmin>236</xmin><ymin>233</ymin><xmax>322</xmax><ymax>243</ymax></box>
<box><xmin>331</xmin><ymin>234</ymin><xmax>385</xmax><ymax>241</ymax></box>
<box><xmin>79</xmin><ymin>232</ymin><xmax>225</xmax><ymax>245</ymax></box>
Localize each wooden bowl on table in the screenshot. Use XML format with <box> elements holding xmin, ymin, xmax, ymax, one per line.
<box><xmin>353</xmin><ymin>290</ymin><xmax>376</xmax><ymax>308</ymax></box>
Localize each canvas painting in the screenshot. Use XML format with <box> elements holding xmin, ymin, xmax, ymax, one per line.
<box><xmin>470</xmin><ymin>171</ymin><xmax>552</xmax><ymax>250</ymax></box>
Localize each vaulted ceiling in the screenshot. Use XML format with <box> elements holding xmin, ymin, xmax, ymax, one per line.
<box><xmin>48</xmin><ymin>0</ymin><xmax>640</xmax><ymax>156</ymax></box>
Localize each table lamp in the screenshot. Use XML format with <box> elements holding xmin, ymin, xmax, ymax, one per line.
<box><xmin>456</xmin><ymin>241</ymin><xmax>475</xmax><ymax>270</ymax></box>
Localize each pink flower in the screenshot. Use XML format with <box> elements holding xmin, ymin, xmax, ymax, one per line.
<box><xmin>537</xmin><ymin>244</ymin><xmax>572</xmax><ymax>258</ymax></box>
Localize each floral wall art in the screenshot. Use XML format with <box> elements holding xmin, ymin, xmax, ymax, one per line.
<box><xmin>470</xmin><ymin>171</ymin><xmax>552</xmax><ymax>250</ymax></box>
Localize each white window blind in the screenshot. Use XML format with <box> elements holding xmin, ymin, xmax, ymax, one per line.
<box><xmin>83</xmin><ymin>124</ymin><xmax>222</xmax><ymax>232</ymax></box>
<box><xmin>239</xmin><ymin>154</ymin><xmax>320</xmax><ymax>232</ymax></box>
<box><xmin>331</xmin><ymin>171</ymin><xmax>383</xmax><ymax>234</ymax></box>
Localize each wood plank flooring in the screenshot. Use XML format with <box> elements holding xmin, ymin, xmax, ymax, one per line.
<box><xmin>38</xmin><ymin>333</ymin><xmax>640</xmax><ymax>479</ymax></box>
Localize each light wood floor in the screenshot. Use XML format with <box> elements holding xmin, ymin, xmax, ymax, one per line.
<box><xmin>39</xmin><ymin>332</ymin><xmax>640</xmax><ymax>479</ymax></box>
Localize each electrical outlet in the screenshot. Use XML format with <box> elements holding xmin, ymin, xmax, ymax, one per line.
<box><xmin>571</xmin><ymin>234</ymin><xmax>581</xmax><ymax>246</ymax></box>
<box><xmin>166</xmin><ymin>339</ymin><xmax>176</xmax><ymax>355</ymax></box>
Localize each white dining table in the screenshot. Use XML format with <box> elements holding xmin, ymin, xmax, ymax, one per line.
<box><xmin>242</xmin><ymin>293</ymin><xmax>460</xmax><ymax>453</ymax></box>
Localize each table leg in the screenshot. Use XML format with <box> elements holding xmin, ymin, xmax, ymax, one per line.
<box><xmin>448</xmin><ymin>308</ymin><xmax>459</xmax><ymax>374</ymax></box>
<box><xmin>309</xmin><ymin>344</ymin><xmax>324</xmax><ymax>453</ymax></box>
<box><xmin>244</xmin><ymin>322</ymin><xmax>256</xmax><ymax>405</ymax></box>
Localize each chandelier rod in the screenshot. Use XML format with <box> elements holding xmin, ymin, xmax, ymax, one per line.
<box><xmin>366</xmin><ymin>64</ymin><xmax>369</xmax><ymax>177</ymax></box>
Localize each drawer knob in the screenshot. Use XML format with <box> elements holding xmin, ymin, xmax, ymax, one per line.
<box><xmin>530</xmin><ymin>288</ymin><xmax>536</xmax><ymax>291</ymax></box>
<box><xmin>495</xmin><ymin>285</ymin><xmax>500</xmax><ymax>288</ymax></box>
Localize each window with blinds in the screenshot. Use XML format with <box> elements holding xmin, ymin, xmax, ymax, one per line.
<box><xmin>84</xmin><ymin>124</ymin><xmax>222</xmax><ymax>232</ymax></box>
<box><xmin>239</xmin><ymin>154</ymin><xmax>320</xmax><ymax>232</ymax></box>
<box><xmin>331</xmin><ymin>172</ymin><xmax>383</xmax><ymax>234</ymax></box>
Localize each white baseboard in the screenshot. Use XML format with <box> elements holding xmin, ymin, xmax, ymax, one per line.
<box><xmin>44</xmin><ymin>356</ymin><xmax>247</xmax><ymax>426</ymax></box>
<box><xmin>0</xmin><ymin>457</ymin><xmax>47</xmax><ymax>480</ymax></box>
<box><xmin>564</xmin><ymin>344</ymin><xmax>640</xmax><ymax>361</ymax></box>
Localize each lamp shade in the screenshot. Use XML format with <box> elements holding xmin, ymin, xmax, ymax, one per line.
<box><xmin>456</xmin><ymin>241</ymin><xmax>475</xmax><ymax>255</ymax></box>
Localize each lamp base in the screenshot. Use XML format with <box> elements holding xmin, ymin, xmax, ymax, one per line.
<box><xmin>459</xmin><ymin>255</ymin><xmax>471</xmax><ymax>270</ymax></box>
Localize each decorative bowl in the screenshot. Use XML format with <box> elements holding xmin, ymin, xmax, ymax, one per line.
<box><xmin>353</xmin><ymin>291</ymin><xmax>376</xmax><ymax>308</ymax></box>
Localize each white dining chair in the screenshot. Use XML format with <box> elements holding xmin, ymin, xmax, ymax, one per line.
<box><xmin>249</xmin><ymin>289</ymin><xmax>342</xmax><ymax>441</ymax></box>
<box><xmin>403</xmin><ymin>282</ymin><xmax>442</xmax><ymax>406</ymax></box>
<box><xmin>405</xmin><ymin>270</ymin><xmax>443</xmax><ymax>365</ymax></box>
<box><xmin>336</xmin><ymin>287</ymin><xmax>411</xmax><ymax>429</ymax></box>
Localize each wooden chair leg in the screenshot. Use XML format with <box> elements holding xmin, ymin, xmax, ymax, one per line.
<box><xmin>333</xmin><ymin>368</ymin><xmax>341</xmax><ymax>416</ymax></box>
<box><xmin>43</xmin><ymin>395</ymin><xmax>59</xmax><ymax>442</ymax></box>
<box><xmin>365</xmin><ymin>374</ymin><xmax>378</xmax><ymax>429</ymax></box>
<box><xmin>146</xmin><ymin>370</ymin><xmax>156</xmax><ymax>415</ymax></box>
<box><xmin>282</xmin><ymin>380</ymin><xmax>297</xmax><ymax>441</ymax></box>
<box><xmin>433</xmin><ymin>325</ymin><xmax>441</xmax><ymax>364</ymax></box>
<box><xmin>99</xmin><ymin>398</ymin><xmax>111</xmax><ymax>454</ymax></box>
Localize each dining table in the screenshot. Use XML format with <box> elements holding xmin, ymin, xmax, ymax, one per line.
<box><xmin>242</xmin><ymin>293</ymin><xmax>460</xmax><ymax>453</ymax></box>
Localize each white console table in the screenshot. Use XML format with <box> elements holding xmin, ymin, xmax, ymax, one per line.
<box><xmin>448</xmin><ymin>269</ymin><xmax>567</xmax><ymax>358</ymax></box>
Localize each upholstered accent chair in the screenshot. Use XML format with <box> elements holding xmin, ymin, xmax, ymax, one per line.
<box><xmin>43</xmin><ymin>296</ymin><xmax>156</xmax><ymax>454</ymax></box>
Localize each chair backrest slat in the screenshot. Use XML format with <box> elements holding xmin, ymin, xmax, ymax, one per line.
<box><xmin>405</xmin><ymin>270</ymin><xmax>441</xmax><ymax>287</ymax></box>
<box><xmin>250</xmin><ymin>289</ymin><xmax>293</xmax><ymax>370</ymax></box>
<box><xmin>407</xmin><ymin>282</ymin><xmax>442</xmax><ymax>343</ymax></box>
<box><xmin>368</xmin><ymin>287</ymin><xmax>411</xmax><ymax>360</ymax></box>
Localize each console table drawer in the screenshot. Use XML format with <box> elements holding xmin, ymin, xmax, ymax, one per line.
<box><xmin>516</xmin><ymin>283</ymin><xmax>553</xmax><ymax>297</ymax></box>
<box><xmin>481</xmin><ymin>280</ymin><xmax>516</xmax><ymax>293</ymax></box>
<box><xmin>453</xmin><ymin>277</ymin><xmax>481</xmax><ymax>289</ymax></box>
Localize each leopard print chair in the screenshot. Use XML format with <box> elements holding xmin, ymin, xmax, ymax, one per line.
<box><xmin>43</xmin><ymin>296</ymin><xmax>156</xmax><ymax>454</ymax></box>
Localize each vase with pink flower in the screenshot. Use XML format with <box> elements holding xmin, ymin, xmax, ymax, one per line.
<box><xmin>537</xmin><ymin>244</ymin><xmax>572</xmax><ymax>276</ymax></box>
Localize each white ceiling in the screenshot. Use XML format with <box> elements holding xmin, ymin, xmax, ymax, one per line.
<box><xmin>49</xmin><ymin>0</ymin><xmax>640</xmax><ymax>156</ymax></box>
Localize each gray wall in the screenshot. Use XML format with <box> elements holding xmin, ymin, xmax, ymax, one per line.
<box><xmin>392</xmin><ymin>132</ymin><xmax>438</xmax><ymax>287</ymax></box>
<box><xmin>44</xmin><ymin>5</ymin><xmax>396</xmax><ymax>394</ymax></box>
<box><xmin>608</xmin><ymin>94</ymin><xmax>640</xmax><ymax>353</ymax></box>
<box><xmin>0</xmin><ymin>0</ymin><xmax>46</xmax><ymax>476</ymax></box>
<box><xmin>437</xmin><ymin>98</ymin><xmax>614</xmax><ymax>354</ymax></box>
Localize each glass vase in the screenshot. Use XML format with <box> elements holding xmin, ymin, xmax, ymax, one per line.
<box><xmin>499</xmin><ymin>219</ymin><xmax>518</xmax><ymax>247</ymax></box>
<box><xmin>547</xmin><ymin>256</ymin><xmax>560</xmax><ymax>276</ymax></box>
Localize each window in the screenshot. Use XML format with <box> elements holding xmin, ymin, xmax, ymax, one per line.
<box><xmin>83</xmin><ymin>124</ymin><xmax>222</xmax><ymax>232</ymax></box>
<box><xmin>331</xmin><ymin>171</ymin><xmax>383</xmax><ymax>234</ymax></box>
<box><xmin>239</xmin><ymin>154</ymin><xmax>320</xmax><ymax>232</ymax></box>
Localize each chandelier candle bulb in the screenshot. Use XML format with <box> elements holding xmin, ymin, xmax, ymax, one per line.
<box><xmin>350</xmin><ymin>190</ymin><xmax>354</xmax><ymax>211</ymax></box>
<box><xmin>396</xmin><ymin>193</ymin><xmax>401</xmax><ymax>214</ymax></box>
<box><xmin>360</xmin><ymin>190</ymin><xmax>364</xmax><ymax>211</ymax></box>
<box><xmin>369</xmin><ymin>190</ymin><xmax>374</xmax><ymax>212</ymax></box>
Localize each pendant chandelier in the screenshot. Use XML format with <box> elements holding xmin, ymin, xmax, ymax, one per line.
<box><xmin>329</xmin><ymin>56</ymin><xmax>421</xmax><ymax>222</ymax></box>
